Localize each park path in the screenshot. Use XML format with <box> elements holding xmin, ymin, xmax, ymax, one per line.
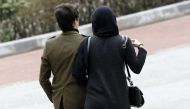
<box><xmin>0</xmin><ymin>15</ymin><xmax>190</xmax><ymax>85</ymax></box>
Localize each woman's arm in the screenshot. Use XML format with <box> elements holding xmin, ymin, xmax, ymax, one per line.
<box><xmin>124</xmin><ymin>38</ymin><xmax>147</xmax><ymax>74</ymax></box>
<box><xmin>73</xmin><ymin>38</ymin><xmax>88</xmax><ymax>86</ymax></box>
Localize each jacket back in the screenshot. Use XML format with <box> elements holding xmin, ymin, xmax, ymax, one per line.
<box><xmin>40</xmin><ymin>31</ymin><xmax>86</xmax><ymax>109</ymax></box>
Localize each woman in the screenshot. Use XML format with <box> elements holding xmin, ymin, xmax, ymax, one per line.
<box><xmin>73</xmin><ymin>6</ymin><xmax>147</xmax><ymax>109</ymax></box>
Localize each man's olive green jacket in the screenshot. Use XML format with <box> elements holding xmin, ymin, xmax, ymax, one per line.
<box><xmin>39</xmin><ymin>31</ymin><xmax>86</xmax><ymax>109</ymax></box>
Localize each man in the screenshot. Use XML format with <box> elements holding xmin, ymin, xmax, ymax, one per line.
<box><xmin>39</xmin><ymin>3</ymin><xmax>86</xmax><ymax>109</ymax></box>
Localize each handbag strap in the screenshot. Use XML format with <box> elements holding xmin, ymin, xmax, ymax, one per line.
<box><xmin>122</xmin><ymin>35</ymin><xmax>134</xmax><ymax>86</ymax></box>
<box><xmin>87</xmin><ymin>37</ymin><xmax>91</xmax><ymax>54</ymax></box>
<box><xmin>126</xmin><ymin>64</ymin><xmax>134</xmax><ymax>86</ymax></box>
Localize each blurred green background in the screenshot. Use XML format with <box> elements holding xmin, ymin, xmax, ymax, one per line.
<box><xmin>0</xmin><ymin>0</ymin><xmax>183</xmax><ymax>42</ymax></box>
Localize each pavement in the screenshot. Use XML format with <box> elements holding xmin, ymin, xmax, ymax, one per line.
<box><xmin>1</xmin><ymin>43</ymin><xmax>190</xmax><ymax>109</ymax></box>
<box><xmin>133</xmin><ymin>43</ymin><xmax>190</xmax><ymax>109</ymax></box>
<box><xmin>0</xmin><ymin>15</ymin><xmax>190</xmax><ymax>109</ymax></box>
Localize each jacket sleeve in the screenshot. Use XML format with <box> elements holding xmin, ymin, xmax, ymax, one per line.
<box><xmin>124</xmin><ymin>38</ymin><xmax>147</xmax><ymax>74</ymax></box>
<box><xmin>39</xmin><ymin>44</ymin><xmax>53</xmax><ymax>102</ymax></box>
<box><xmin>73</xmin><ymin>38</ymin><xmax>88</xmax><ymax>86</ymax></box>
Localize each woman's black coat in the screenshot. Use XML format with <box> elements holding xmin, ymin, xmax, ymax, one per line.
<box><xmin>73</xmin><ymin>6</ymin><xmax>147</xmax><ymax>109</ymax></box>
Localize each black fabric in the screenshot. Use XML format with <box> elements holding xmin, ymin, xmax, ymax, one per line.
<box><xmin>73</xmin><ymin>36</ymin><xmax>147</xmax><ymax>109</ymax></box>
<box><xmin>73</xmin><ymin>37</ymin><xmax>89</xmax><ymax>86</ymax></box>
<box><xmin>59</xmin><ymin>96</ymin><xmax>64</xmax><ymax>109</ymax></box>
<box><xmin>124</xmin><ymin>38</ymin><xmax>147</xmax><ymax>74</ymax></box>
<box><xmin>92</xmin><ymin>6</ymin><xmax>119</xmax><ymax>37</ymax></box>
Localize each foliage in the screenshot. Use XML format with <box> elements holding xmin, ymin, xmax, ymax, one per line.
<box><xmin>0</xmin><ymin>0</ymin><xmax>26</xmax><ymax>42</ymax></box>
<box><xmin>0</xmin><ymin>0</ymin><xmax>184</xmax><ymax>42</ymax></box>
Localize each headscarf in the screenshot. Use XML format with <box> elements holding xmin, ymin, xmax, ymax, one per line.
<box><xmin>92</xmin><ymin>6</ymin><xmax>119</xmax><ymax>37</ymax></box>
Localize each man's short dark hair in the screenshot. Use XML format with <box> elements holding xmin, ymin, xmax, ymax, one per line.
<box><xmin>55</xmin><ymin>3</ymin><xmax>79</xmax><ymax>32</ymax></box>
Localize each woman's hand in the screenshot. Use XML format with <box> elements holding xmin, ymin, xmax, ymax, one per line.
<box><xmin>131</xmin><ymin>39</ymin><xmax>144</xmax><ymax>48</ymax></box>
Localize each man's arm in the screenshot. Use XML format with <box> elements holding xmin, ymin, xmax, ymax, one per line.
<box><xmin>39</xmin><ymin>45</ymin><xmax>53</xmax><ymax>102</ymax></box>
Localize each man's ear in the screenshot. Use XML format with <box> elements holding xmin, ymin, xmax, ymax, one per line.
<box><xmin>73</xmin><ymin>20</ymin><xmax>79</xmax><ymax>29</ymax></box>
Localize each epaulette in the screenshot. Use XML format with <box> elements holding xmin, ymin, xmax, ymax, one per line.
<box><xmin>80</xmin><ymin>34</ymin><xmax>88</xmax><ymax>37</ymax></box>
<box><xmin>48</xmin><ymin>36</ymin><xmax>56</xmax><ymax>40</ymax></box>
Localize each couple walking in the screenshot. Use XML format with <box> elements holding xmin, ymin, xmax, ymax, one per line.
<box><xmin>39</xmin><ymin>3</ymin><xmax>147</xmax><ymax>109</ymax></box>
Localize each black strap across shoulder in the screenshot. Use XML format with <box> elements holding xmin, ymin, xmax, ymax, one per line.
<box><xmin>121</xmin><ymin>35</ymin><xmax>134</xmax><ymax>86</ymax></box>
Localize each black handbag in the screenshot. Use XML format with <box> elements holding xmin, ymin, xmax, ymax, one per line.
<box><xmin>122</xmin><ymin>35</ymin><xmax>145</xmax><ymax>108</ymax></box>
<box><xmin>126</xmin><ymin>65</ymin><xmax>145</xmax><ymax>108</ymax></box>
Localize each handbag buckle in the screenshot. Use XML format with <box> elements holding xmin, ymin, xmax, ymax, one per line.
<box><xmin>127</xmin><ymin>77</ymin><xmax>134</xmax><ymax>86</ymax></box>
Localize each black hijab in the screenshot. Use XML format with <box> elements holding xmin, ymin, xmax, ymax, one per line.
<box><xmin>92</xmin><ymin>6</ymin><xmax>119</xmax><ymax>37</ymax></box>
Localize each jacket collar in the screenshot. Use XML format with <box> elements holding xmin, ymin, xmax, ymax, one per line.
<box><xmin>62</xmin><ymin>29</ymin><xmax>79</xmax><ymax>35</ymax></box>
